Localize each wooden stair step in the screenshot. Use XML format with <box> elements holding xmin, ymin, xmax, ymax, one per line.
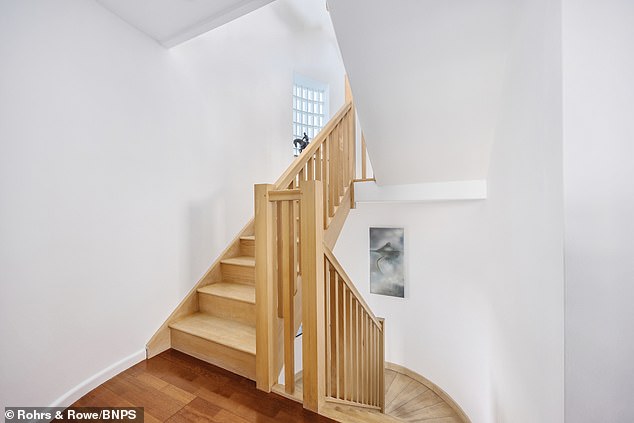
<box><xmin>198</xmin><ymin>282</ymin><xmax>255</xmax><ymax>304</ymax></box>
<box><xmin>220</xmin><ymin>256</ymin><xmax>256</xmax><ymax>285</ymax></box>
<box><xmin>169</xmin><ymin>313</ymin><xmax>257</xmax><ymax>380</ymax></box>
<box><xmin>221</xmin><ymin>256</ymin><xmax>255</xmax><ymax>267</ymax></box>
<box><xmin>239</xmin><ymin>235</ymin><xmax>255</xmax><ymax>257</ymax></box>
<box><xmin>197</xmin><ymin>283</ymin><xmax>256</xmax><ymax>326</ymax></box>
<box><xmin>169</xmin><ymin>313</ymin><xmax>255</xmax><ymax>355</ymax></box>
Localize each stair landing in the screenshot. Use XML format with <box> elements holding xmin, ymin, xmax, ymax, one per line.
<box><xmin>276</xmin><ymin>366</ymin><xmax>469</xmax><ymax>423</ymax></box>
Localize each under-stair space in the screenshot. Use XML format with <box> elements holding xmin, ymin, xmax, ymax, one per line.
<box><xmin>167</xmin><ymin>235</ymin><xmax>258</xmax><ymax>381</ymax></box>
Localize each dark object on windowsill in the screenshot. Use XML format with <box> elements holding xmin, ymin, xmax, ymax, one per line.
<box><xmin>293</xmin><ymin>133</ymin><xmax>310</xmax><ymax>156</ymax></box>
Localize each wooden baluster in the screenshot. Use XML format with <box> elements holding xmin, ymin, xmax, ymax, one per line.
<box><xmin>361</xmin><ymin>134</ymin><xmax>368</xmax><ymax>180</ymax></box>
<box><xmin>337</xmin><ymin>122</ymin><xmax>343</xmax><ymax>201</ymax></box>
<box><xmin>315</xmin><ymin>147</ymin><xmax>322</xmax><ymax>181</ymax></box>
<box><xmin>349</xmin><ymin>111</ymin><xmax>354</xmax><ymax>184</ymax></box>
<box><xmin>294</xmin><ymin>199</ymin><xmax>300</xmax><ymax>283</ymax></box>
<box><xmin>338</xmin><ymin>276</ymin><xmax>345</xmax><ymax>399</ymax></box>
<box><xmin>379</xmin><ymin>319</ymin><xmax>385</xmax><ymax>413</ymax></box>
<box><xmin>368</xmin><ymin>315</ymin><xmax>372</xmax><ymax>406</ymax></box>
<box><xmin>343</xmin><ymin>285</ymin><xmax>349</xmax><ymax>401</ymax></box>
<box><xmin>328</xmin><ymin>133</ymin><xmax>336</xmax><ymax>217</ymax></box>
<box><xmin>331</xmin><ymin>126</ymin><xmax>337</xmax><ymax>208</ymax></box>
<box><xmin>351</xmin><ymin>298</ymin><xmax>357</xmax><ymax>402</ymax></box>
<box><xmin>361</xmin><ymin>311</ymin><xmax>366</xmax><ymax>405</ymax></box>
<box><xmin>281</xmin><ymin>200</ymin><xmax>294</xmax><ymax>394</ymax></box>
<box><xmin>361</xmin><ymin>313</ymin><xmax>368</xmax><ymax>404</ymax></box>
<box><xmin>276</xmin><ymin>203</ymin><xmax>284</xmax><ymax>318</ymax></box>
<box><xmin>335</xmin><ymin>124</ymin><xmax>341</xmax><ymax>204</ymax></box>
<box><xmin>373</xmin><ymin>324</ymin><xmax>378</xmax><ymax>406</ymax></box>
<box><xmin>347</xmin><ymin>288</ymin><xmax>353</xmax><ymax>401</ymax></box>
<box><xmin>343</xmin><ymin>283</ymin><xmax>348</xmax><ymax>400</ymax></box>
<box><xmin>300</xmin><ymin>180</ymin><xmax>325</xmax><ymax>413</ymax></box>
<box><xmin>333</xmin><ymin>270</ymin><xmax>340</xmax><ymax>399</ymax></box>
<box><xmin>329</xmin><ymin>264</ymin><xmax>337</xmax><ymax>399</ymax></box>
<box><xmin>372</xmin><ymin>319</ymin><xmax>376</xmax><ymax>406</ymax></box>
<box><xmin>343</xmin><ymin>117</ymin><xmax>349</xmax><ymax>189</ymax></box>
<box><xmin>369</xmin><ymin>322</ymin><xmax>374</xmax><ymax>406</ymax></box>
<box><xmin>254</xmin><ymin>184</ymin><xmax>276</xmax><ymax>392</ymax></box>
<box><xmin>308</xmin><ymin>155</ymin><xmax>315</xmax><ymax>181</ymax></box>
<box><xmin>356</xmin><ymin>300</ymin><xmax>360</xmax><ymax>403</ymax></box>
<box><xmin>325</xmin><ymin>260</ymin><xmax>331</xmax><ymax>398</ymax></box>
<box><xmin>344</xmin><ymin>75</ymin><xmax>356</xmax><ymax>183</ymax></box>
<box><xmin>322</xmin><ymin>141</ymin><xmax>330</xmax><ymax>227</ymax></box>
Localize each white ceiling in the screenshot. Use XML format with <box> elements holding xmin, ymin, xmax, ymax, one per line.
<box><xmin>97</xmin><ymin>0</ymin><xmax>275</xmax><ymax>47</ymax></box>
<box><xmin>328</xmin><ymin>0</ymin><xmax>522</xmax><ymax>184</ymax></box>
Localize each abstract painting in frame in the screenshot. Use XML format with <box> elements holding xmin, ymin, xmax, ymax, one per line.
<box><xmin>369</xmin><ymin>227</ymin><xmax>405</xmax><ymax>298</ymax></box>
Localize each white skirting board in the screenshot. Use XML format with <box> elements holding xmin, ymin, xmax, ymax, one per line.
<box><xmin>49</xmin><ymin>349</ymin><xmax>146</xmax><ymax>408</ymax></box>
<box><xmin>354</xmin><ymin>179</ymin><xmax>487</xmax><ymax>203</ymax></box>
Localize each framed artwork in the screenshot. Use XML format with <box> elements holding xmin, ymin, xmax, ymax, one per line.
<box><xmin>369</xmin><ymin>227</ymin><xmax>405</xmax><ymax>298</ymax></box>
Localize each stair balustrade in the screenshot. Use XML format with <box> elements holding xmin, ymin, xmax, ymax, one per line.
<box><xmin>254</xmin><ymin>96</ymin><xmax>385</xmax><ymax>414</ymax></box>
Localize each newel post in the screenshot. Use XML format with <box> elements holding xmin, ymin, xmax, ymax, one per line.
<box><xmin>300</xmin><ymin>180</ymin><xmax>326</xmax><ymax>412</ymax></box>
<box><xmin>255</xmin><ymin>184</ymin><xmax>276</xmax><ymax>392</ymax></box>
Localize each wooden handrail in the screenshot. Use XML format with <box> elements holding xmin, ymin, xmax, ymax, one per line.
<box><xmin>274</xmin><ymin>101</ymin><xmax>353</xmax><ymax>190</ymax></box>
<box><xmin>268</xmin><ymin>189</ymin><xmax>301</xmax><ymax>202</ymax></box>
<box><xmin>324</xmin><ymin>247</ymin><xmax>382</xmax><ymax>329</ymax></box>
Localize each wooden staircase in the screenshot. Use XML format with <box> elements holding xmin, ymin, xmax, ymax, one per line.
<box><xmin>167</xmin><ymin>235</ymin><xmax>257</xmax><ymax>381</ymax></box>
<box><xmin>146</xmin><ymin>77</ymin><xmax>470</xmax><ymax>423</ymax></box>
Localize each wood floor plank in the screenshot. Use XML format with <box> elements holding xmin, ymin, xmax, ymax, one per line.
<box><xmin>101</xmin><ymin>373</ymin><xmax>188</xmax><ymax>421</ymax></box>
<box><xmin>72</xmin><ymin>350</ymin><xmax>334</xmax><ymax>423</ymax></box>
<box><xmin>165</xmin><ymin>397</ymin><xmax>222</xmax><ymax>423</ymax></box>
<box><xmin>407</xmin><ymin>402</ymin><xmax>457</xmax><ymax>420</ymax></box>
<box><xmin>72</xmin><ymin>349</ymin><xmax>466</xmax><ymax>423</ymax></box>
<box><xmin>385</xmin><ymin>374</ymin><xmax>414</xmax><ymax>408</ymax></box>
<box><xmin>384</xmin><ymin>369</ymin><xmax>398</xmax><ymax>394</ymax></box>
<box><xmin>392</xmin><ymin>390</ymin><xmax>444</xmax><ymax>418</ymax></box>
<box><xmin>386</xmin><ymin>382</ymin><xmax>430</xmax><ymax>414</ymax></box>
<box><xmin>414</xmin><ymin>417</ymin><xmax>463</xmax><ymax>423</ymax></box>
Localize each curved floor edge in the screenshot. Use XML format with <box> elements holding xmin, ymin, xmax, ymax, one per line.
<box><xmin>384</xmin><ymin>362</ymin><xmax>471</xmax><ymax>423</ymax></box>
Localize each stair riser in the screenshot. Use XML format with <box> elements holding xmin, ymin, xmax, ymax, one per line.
<box><xmin>240</xmin><ymin>239</ymin><xmax>255</xmax><ymax>257</ymax></box>
<box><xmin>170</xmin><ymin>329</ymin><xmax>256</xmax><ymax>381</ymax></box>
<box><xmin>221</xmin><ymin>263</ymin><xmax>255</xmax><ymax>285</ymax></box>
<box><xmin>198</xmin><ymin>294</ymin><xmax>256</xmax><ymax>327</ymax></box>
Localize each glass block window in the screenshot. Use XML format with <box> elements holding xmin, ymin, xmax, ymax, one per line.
<box><xmin>293</xmin><ymin>75</ymin><xmax>328</xmax><ymax>156</ymax></box>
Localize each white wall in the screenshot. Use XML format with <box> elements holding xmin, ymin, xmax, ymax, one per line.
<box><xmin>335</xmin><ymin>1</ymin><xmax>564</xmax><ymax>422</ymax></box>
<box><xmin>0</xmin><ymin>0</ymin><xmax>344</xmax><ymax>409</ymax></box>
<box><xmin>563</xmin><ymin>1</ymin><xmax>634</xmax><ymax>422</ymax></box>
<box><xmin>484</xmin><ymin>1</ymin><xmax>563</xmax><ymax>421</ymax></box>
<box><xmin>335</xmin><ymin>201</ymin><xmax>492</xmax><ymax>422</ymax></box>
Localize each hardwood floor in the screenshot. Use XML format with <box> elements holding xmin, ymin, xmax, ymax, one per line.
<box><xmin>72</xmin><ymin>349</ymin><xmax>336</xmax><ymax>423</ymax></box>
<box><xmin>384</xmin><ymin>369</ymin><xmax>464</xmax><ymax>423</ymax></box>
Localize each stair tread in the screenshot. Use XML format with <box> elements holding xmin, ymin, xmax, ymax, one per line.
<box><xmin>198</xmin><ymin>282</ymin><xmax>255</xmax><ymax>304</ymax></box>
<box><xmin>221</xmin><ymin>256</ymin><xmax>255</xmax><ymax>267</ymax></box>
<box><xmin>169</xmin><ymin>313</ymin><xmax>256</xmax><ymax>355</ymax></box>
<box><xmin>240</xmin><ymin>235</ymin><xmax>255</xmax><ymax>241</ymax></box>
